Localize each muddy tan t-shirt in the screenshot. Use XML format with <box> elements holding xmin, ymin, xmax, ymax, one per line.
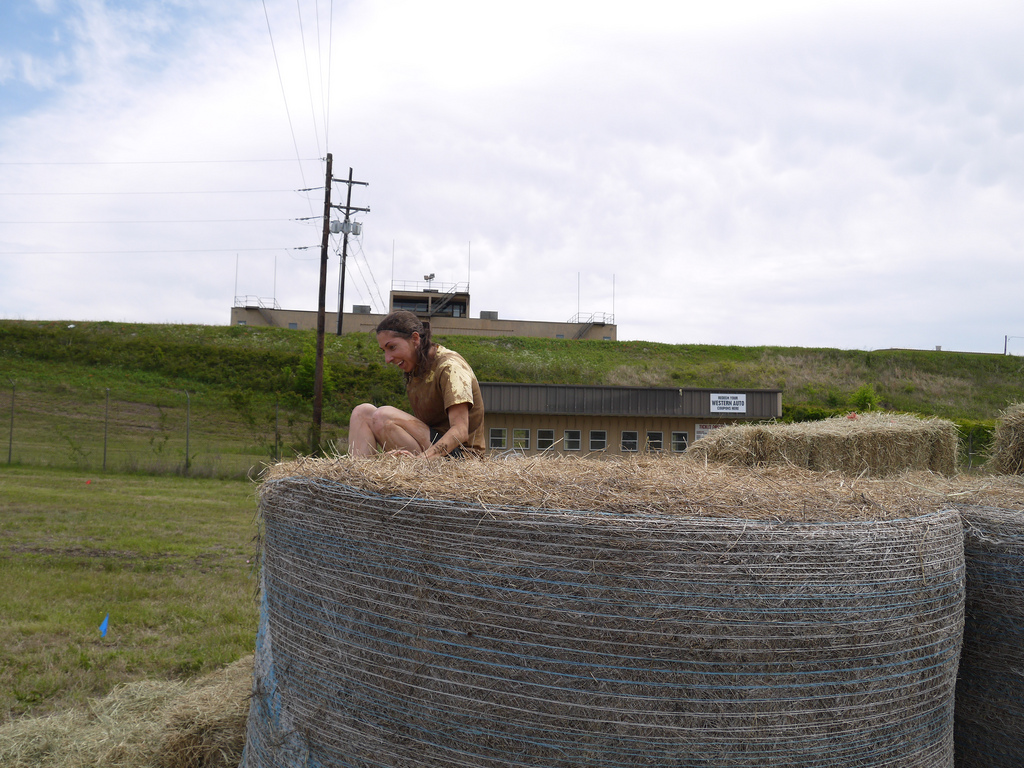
<box><xmin>405</xmin><ymin>345</ymin><xmax>485</xmax><ymax>453</ymax></box>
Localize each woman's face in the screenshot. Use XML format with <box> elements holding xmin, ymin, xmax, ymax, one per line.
<box><xmin>377</xmin><ymin>331</ymin><xmax>420</xmax><ymax>373</ymax></box>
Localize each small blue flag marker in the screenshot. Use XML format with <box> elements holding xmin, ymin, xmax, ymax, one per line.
<box><xmin>99</xmin><ymin>613</ymin><xmax>109</xmax><ymax>637</ymax></box>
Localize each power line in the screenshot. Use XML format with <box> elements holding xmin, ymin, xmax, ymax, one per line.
<box><xmin>347</xmin><ymin>235</ymin><xmax>387</xmax><ymax>312</ymax></box>
<box><xmin>0</xmin><ymin>189</ymin><xmax>310</xmax><ymax>196</ymax></box>
<box><xmin>262</xmin><ymin>0</ymin><xmax>312</xmax><ymax>210</ymax></box>
<box><xmin>0</xmin><ymin>159</ymin><xmax>318</xmax><ymax>166</ymax></box>
<box><xmin>325</xmin><ymin>0</ymin><xmax>335</xmax><ymax>143</ymax></box>
<box><xmin>315</xmin><ymin>0</ymin><xmax>328</xmax><ymax>146</ymax></box>
<box><xmin>295</xmin><ymin>0</ymin><xmax>322</xmax><ymax>159</ymax></box>
<box><xmin>0</xmin><ymin>247</ymin><xmax>310</xmax><ymax>256</ymax></box>
<box><xmin>0</xmin><ymin>219</ymin><xmax>298</xmax><ymax>225</ymax></box>
<box><xmin>353</xmin><ymin>251</ymin><xmax>383</xmax><ymax>313</ymax></box>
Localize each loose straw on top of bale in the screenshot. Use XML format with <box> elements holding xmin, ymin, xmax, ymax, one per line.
<box><xmin>244</xmin><ymin>455</ymin><xmax>965</xmax><ymax>768</ymax></box>
<box><xmin>0</xmin><ymin>656</ymin><xmax>252</xmax><ymax>768</ymax></box>
<box><xmin>989</xmin><ymin>403</ymin><xmax>1024</xmax><ymax>475</ymax></box>
<box><xmin>260</xmin><ymin>453</ymin><xmax>943</xmax><ymax>522</ymax></box>
<box><xmin>683</xmin><ymin>412</ymin><xmax>959</xmax><ymax>476</ymax></box>
<box><xmin>895</xmin><ymin>472</ymin><xmax>1024</xmax><ymax>513</ymax></box>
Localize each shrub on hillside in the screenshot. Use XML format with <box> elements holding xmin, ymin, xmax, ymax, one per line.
<box><xmin>850</xmin><ymin>384</ymin><xmax>879</xmax><ymax>411</ymax></box>
<box><xmin>294</xmin><ymin>344</ymin><xmax>334</xmax><ymax>398</ymax></box>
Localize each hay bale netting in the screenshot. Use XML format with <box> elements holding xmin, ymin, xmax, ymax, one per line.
<box><xmin>686</xmin><ymin>413</ymin><xmax>959</xmax><ymax>476</ymax></box>
<box><xmin>241</xmin><ymin>457</ymin><xmax>965</xmax><ymax>768</ymax></box>
<box><xmin>989</xmin><ymin>403</ymin><xmax>1024</xmax><ymax>475</ymax></box>
<box><xmin>954</xmin><ymin>504</ymin><xmax>1024</xmax><ymax>768</ymax></box>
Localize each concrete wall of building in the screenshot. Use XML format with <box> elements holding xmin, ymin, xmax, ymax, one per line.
<box><xmin>231</xmin><ymin>307</ymin><xmax>617</xmax><ymax>341</ymax></box>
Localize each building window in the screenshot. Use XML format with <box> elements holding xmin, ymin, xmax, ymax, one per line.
<box><xmin>564</xmin><ymin>430</ymin><xmax>582</xmax><ymax>451</ymax></box>
<box><xmin>288</xmin><ymin>322</ymin><xmax>298</xmax><ymax>330</ymax></box>
<box><xmin>393</xmin><ymin>299</ymin><xmax>429</xmax><ymax>313</ymax></box>
<box><xmin>513</xmin><ymin>428</ymin><xmax>530</xmax><ymax>451</ymax></box>
<box><xmin>489</xmin><ymin>428</ymin><xmax>507</xmax><ymax>450</ymax></box>
<box><xmin>621</xmin><ymin>431</ymin><xmax>639</xmax><ymax>452</ymax></box>
<box><xmin>537</xmin><ymin>429</ymin><xmax>555</xmax><ymax>450</ymax></box>
<box><xmin>647</xmin><ymin>431</ymin><xmax>664</xmax><ymax>451</ymax></box>
<box><xmin>236</xmin><ymin>320</ymin><xmax>246</xmax><ymax>326</ymax></box>
<box><xmin>555</xmin><ymin>334</ymin><xmax>565</xmax><ymax>339</ymax></box>
<box><xmin>671</xmin><ymin>431</ymin><xmax>689</xmax><ymax>452</ymax></box>
<box><xmin>432</xmin><ymin>301</ymin><xmax>467</xmax><ymax>318</ymax></box>
<box><xmin>590</xmin><ymin>430</ymin><xmax>607</xmax><ymax>451</ymax></box>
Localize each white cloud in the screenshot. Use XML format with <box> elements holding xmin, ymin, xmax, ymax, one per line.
<box><xmin>0</xmin><ymin>0</ymin><xmax>1022</xmax><ymax>352</ymax></box>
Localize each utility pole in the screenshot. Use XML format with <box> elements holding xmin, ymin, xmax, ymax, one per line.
<box><xmin>332</xmin><ymin>167</ymin><xmax>369</xmax><ymax>335</ymax></box>
<box><xmin>312</xmin><ymin>153</ymin><xmax>333</xmax><ymax>454</ymax></box>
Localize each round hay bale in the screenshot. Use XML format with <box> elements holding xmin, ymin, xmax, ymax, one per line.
<box><xmin>686</xmin><ymin>413</ymin><xmax>959</xmax><ymax>476</ymax></box>
<box><xmin>241</xmin><ymin>457</ymin><xmax>964</xmax><ymax>768</ymax></box>
<box><xmin>954</xmin><ymin>504</ymin><xmax>1024</xmax><ymax>768</ymax></box>
<box><xmin>989</xmin><ymin>403</ymin><xmax>1024</xmax><ymax>475</ymax></box>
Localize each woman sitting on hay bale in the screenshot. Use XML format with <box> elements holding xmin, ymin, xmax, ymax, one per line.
<box><xmin>348</xmin><ymin>310</ymin><xmax>485</xmax><ymax>459</ymax></box>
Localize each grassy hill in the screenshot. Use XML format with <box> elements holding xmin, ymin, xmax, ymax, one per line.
<box><xmin>1</xmin><ymin>319</ymin><xmax>1022</xmax><ymax>473</ymax></box>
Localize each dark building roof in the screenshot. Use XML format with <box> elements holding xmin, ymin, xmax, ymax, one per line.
<box><xmin>479</xmin><ymin>382</ymin><xmax>782</xmax><ymax>420</ymax></box>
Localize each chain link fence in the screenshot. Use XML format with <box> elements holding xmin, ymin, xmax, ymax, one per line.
<box><xmin>2</xmin><ymin>381</ymin><xmax>340</xmax><ymax>478</ymax></box>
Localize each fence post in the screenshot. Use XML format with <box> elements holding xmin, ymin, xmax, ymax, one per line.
<box><xmin>184</xmin><ymin>390</ymin><xmax>191</xmax><ymax>473</ymax></box>
<box><xmin>7</xmin><ymin>379</ymin><xmax>13</xmax><ymax>465</ymax></box>
<box><xmin>103</xmin><ymin>388</ymin><xmax>110</xmax><ymax>471</ymax></box>
<box><xmin>275</xmin><ymin>401</ymin><xmax>281</xmax><ymax>462</ymax></box>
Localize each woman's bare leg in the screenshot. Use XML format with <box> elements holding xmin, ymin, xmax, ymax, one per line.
<box><xmin>373</xmin><ymin>407</ymin><xmax>431</xmax><ymax>452</ymax></box>
<box><xmin>348</xmin><ymin>404</ymin><xmax>431</xmax><ymax>455</ymax></box>
<box><xmin>348</xmin><ymin>403</ymin><xmax>381</xmax><ymax>456</ymax></box>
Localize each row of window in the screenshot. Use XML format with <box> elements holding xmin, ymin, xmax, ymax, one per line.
<box><xmin>392</xmin><ymin>299</ymin><xmax>467</xmax><ymax>318</ymax></box>
<box><xmin>489</xmin><ymin>429</ymin><xmax>689</xmax><ymax>453</ymax></box>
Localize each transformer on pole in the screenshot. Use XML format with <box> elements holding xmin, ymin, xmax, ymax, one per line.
<box><xmin>331</xmin><ymin>167</ymin><xmax>369</xmax><ymax>336</ymax></box>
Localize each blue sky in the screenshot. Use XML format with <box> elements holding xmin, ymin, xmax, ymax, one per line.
<box><xmin>1</xmin><ymin>0</ymin><xmax>1023</xmax><ymax>353</ymax></box>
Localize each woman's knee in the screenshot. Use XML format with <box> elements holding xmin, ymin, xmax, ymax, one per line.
<box><xmin>369</xmin><ymin>406</ymin><xmax>402</xmax><ymax>434</ymax></box>
<box><xmin>350</xmin><ymin>402</ymin><xmax>377</xmax><ymax>424</ymax></box>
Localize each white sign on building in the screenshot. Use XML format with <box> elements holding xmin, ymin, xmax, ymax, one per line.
<box><xmin>695</xmin><ymin>423</ymin><xmax>726</xmax><ymax>441</ymax></box>
<box><xmin>710</xmin><ymin>393</ymin><xmax>747</xmax><ymax>413</ymax></box>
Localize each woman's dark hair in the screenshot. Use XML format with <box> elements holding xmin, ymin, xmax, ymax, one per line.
<box><xmin>375</xmin><ymin>310</ymin><xmax>434</xmax><ymax>375</ymax></box>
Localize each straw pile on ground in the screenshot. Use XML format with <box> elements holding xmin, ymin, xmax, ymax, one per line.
<box><xmin>685</xmin><ymin>412</ymin><xmax>958</xmax><ymax>476</ymax></box>
<box><xmin>242</xmin><ymin>455</ymin><xmax>965</xmax><ymax>768</ymax></box>
<box><xmin>0</xmin><ymin>656</ymin><xmax>252</xmax><ymax>768</ymax></box>
<box><xmin>989</xmin><ymin>403</ymin><xmax>1024</xmax><ymax>475</ymax></box>
<box><xmin>952</xmin><ymin>504</ymin><xmax>1024</xmax><ymax>768</ymax></box>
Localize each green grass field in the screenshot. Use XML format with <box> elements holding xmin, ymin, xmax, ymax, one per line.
<box><xmin>3</xmin><ymin>319</ymin><xmax>1024</xmax><ymax>474</ymax></box>
<box><xmin>0</xmin><ymin>466</ymin><xmax>260</xmax><ymax>723</ymax></box>
<box><xmin>1</xmin><ymin>318</ymin><xmax>1022</xmax><ymax>744</ymax></box>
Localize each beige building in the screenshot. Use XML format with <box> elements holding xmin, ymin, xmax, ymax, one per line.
<box><xmin>480</xmin><ymin>383</ymin><xmax>782</xmax><ymax>456</ymax></box>
<box><xmin>230</xmin><ymin>281</ymin><xmax>616</xmax><ymax>341</ymax></box>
